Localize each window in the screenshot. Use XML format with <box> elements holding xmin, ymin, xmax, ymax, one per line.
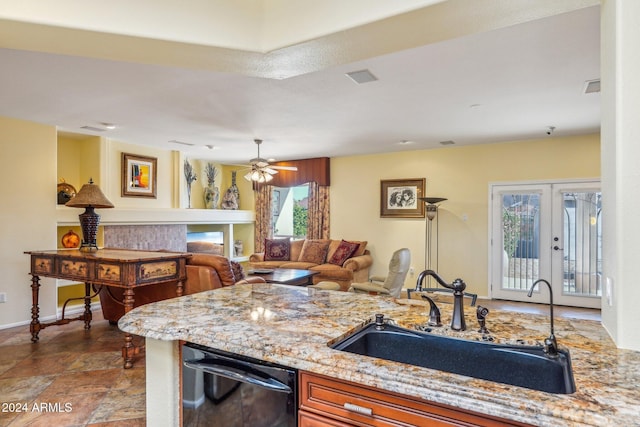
<box><xmin>272</xmin><ymin>184</ymin><xmax>309</xmax><ymax>238</ymax></box>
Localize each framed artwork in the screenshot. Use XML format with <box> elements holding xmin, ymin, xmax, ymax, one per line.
<box><xmin>380</xmin><ymin>178</ymin><xmax>426</xmax><ymax>218</ymax></box>
<box><xmin>122</xmin><ymin>153</ymin><xmax>157</xmax><ymax>198</ymax></box>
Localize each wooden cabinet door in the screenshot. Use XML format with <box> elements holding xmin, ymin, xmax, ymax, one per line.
<box><xmin>299</xmin><ymin>409</ymin><xmax>355</xmax><ymax>427</ymax></box>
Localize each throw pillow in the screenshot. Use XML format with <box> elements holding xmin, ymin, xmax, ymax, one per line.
<box><xmin>328</xmin><ymin>240</ymin><xmax>360</xmax><ymax>265</ymax></box>
<box><xmin>351</xmin><ymin>241</ymin><xmax>368</xmax><ymax>257</ymax></box>
<box><xmin>229</xmin><ymin>260</ymin><xmax>245</xmax><ymax>281</ymax></box>
<box><xmin>299</xmin><ymin>239</ymin><xmax>331</xmax><ymax>264</ymax></box>
<box><xmin>264</xmin><ymin>238</ymin><xmax>291</xmax><ymax>261</ymax></box>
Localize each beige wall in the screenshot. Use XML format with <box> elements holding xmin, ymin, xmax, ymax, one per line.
<box><xmin>0</xmin><ymin>117</ymin><xmax>58</xmax><ymax>327</ymax></box>
<box><xmin>104</xmin><ymin>139</ymin><xmax>177</xmax><ymax>208</ymax></box>
<box><xmin>330</xmin><ymin>134</ymin><xmax>600</xmax><ymax>296</ymax></box>
<box><xmin>600</xmin><ymin>0</ymin><xmax>640</xmax><ymax>350</ymax></box>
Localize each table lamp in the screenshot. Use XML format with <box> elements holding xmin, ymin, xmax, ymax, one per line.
<box><xmin>65</xmin><ymin>179</ymin><xmax>114</xmax><ymax>252</ymax></box>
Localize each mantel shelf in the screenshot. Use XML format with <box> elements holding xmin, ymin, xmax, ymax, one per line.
<box><xmin>57</xmin><ymin>206</ymin><xmax>255</xmax><ymax>226</ymax></box>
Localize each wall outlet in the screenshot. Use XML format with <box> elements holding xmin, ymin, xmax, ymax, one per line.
<box><xmin>409</xmin><ymin>267</ymin><xmax>415</xmax><ymax>276</ymax></box>
<box><xmin>0</xmin><ymin>292</ymin><xmax>6</xmax><ymax>303</ymax></box>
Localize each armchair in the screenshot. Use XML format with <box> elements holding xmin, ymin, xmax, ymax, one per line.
<box><xmin>349</xmin><ymin>248</ymin><xmax>411</xmax><ymax>298</ymax></box>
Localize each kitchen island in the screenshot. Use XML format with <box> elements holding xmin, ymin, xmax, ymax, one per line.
<box><xmin>119</xmin><ymin>283</ymin><xmax>640</xmax><ymax>426</ymax></box>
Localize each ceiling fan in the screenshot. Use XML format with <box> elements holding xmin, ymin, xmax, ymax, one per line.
<box><xmin>242</xmin><ymin>139</ymin><xmax>297</xmax><ymax>182</ymax></box>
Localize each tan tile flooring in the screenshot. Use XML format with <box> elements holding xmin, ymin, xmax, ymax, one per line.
<box><xmin>0</xmin><ymin>311</ymin><xmax>145</xmax><ymax>427</ymax></box>
<box><xmin>0</xmin><ymin>300</ymin><xmax>600</xmax><ymax>427</ymax></box>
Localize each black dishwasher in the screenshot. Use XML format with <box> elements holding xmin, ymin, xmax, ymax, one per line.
<box><xmin>182</xmin><ymin>342</ymin><xmax>297</xmax><ymax>427</ymax></box>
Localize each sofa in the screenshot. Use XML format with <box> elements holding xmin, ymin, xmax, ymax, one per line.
<box><xmin>249</xmin><ymin>239</ymin><xmax>373</xmax><ymax>291</ymax></box>
<box><xmin>98</xmin><ymin>253</ymin><xmax>265</xmax><ymax>323</ymax></box>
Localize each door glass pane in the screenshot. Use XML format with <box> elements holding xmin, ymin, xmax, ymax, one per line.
<box><xmin>562</xmin><ymin>191</ymin><xmax>602</xmax><ymax>297</ymax></box>
<box><xmin>502</xmin><ymin>193</ymin><xmax>540</xmax><ymax>291</ymax></box>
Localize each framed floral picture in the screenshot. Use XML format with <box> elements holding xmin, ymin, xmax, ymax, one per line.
<box><xmin>380</xmin><ymin>178</ymin><xmax>426</xmax><ymax>218</ymax></box>
<box><xmin>122</xmin><ymin>153</ymin><xmax>157</xmax><ymax>198</ymax></box>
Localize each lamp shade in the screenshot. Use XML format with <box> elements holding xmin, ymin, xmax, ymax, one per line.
<box><xmin>244</xmin><ymin>170</ymin><xmax>274</xmax><ymax>183</ymax></box>
<box><xmin>418</xmin><ymin>197</ymin><xmax>448</xmax><ymax>205</ymax></box>
<box><xmin>65</xmin><ymin>179</ymin><xmax>113</xmax><ymax>252</ymax></box>
<box><xmin>66</xmin><ymin>180</ymin><xmax>114</xmax><ymax>208</ymax></box>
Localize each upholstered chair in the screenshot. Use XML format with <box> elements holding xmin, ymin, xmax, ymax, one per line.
<box><xmin>348</xmin><ymin>248</ymin><xmax>411</xmax><ymax>298</ymax></box>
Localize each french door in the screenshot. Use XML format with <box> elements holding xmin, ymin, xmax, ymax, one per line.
<box><xmin>490</xmin><ymin>181</ymin><xmax>602</xmax><ymax>308</ymax></box>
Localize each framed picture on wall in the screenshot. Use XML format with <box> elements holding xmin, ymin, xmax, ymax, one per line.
<box><xmin>122</xmin><ymin>153</ymin><xmax>157</xmax><ymax>198</ymax></box>
<box><xmin>380</xmin><ymin>178</ymin><xmax>426</xmax><ymax>218</ymax></box>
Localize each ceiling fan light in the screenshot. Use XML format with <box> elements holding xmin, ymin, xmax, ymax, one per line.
<box><xmin>264</xmin><ymin>173</ymin><xmax>273</xmax><ymax>182</ymax></box>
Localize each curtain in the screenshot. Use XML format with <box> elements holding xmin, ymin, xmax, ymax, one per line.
<box><xmin>254</xmin><ymin>184</ymin><xmax>273</xmax><ymax>252</ymax></box>
<box><xmin>253</xmin><ymin>157</ymin><xmax>330</xmax><ymax>248</ymax></box>
<box><xmin>307</xmin><ymin>181</ymin><xmax>330</xmax><ymax>239</ymax></box>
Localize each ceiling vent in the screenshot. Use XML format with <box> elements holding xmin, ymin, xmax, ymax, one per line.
<box><xmin>439</xmin><ymin>140</ymin><xmax>456</xmax><ymax>146</ymax></box>
<box><xmin>80</xmin><ymin>125</ymin><xmax>107</xmax><ymax>132</ymax></box>
<box><xmin>584</xmin><ymin>79</ymin><xmax>601</xmax><ymax>94</ymax></box>
<box><xmin>346</xmin><ymin>69</ymin><xmax>378</xmax><ymax>84</ymax></box>
<box><xmin>169</xmin><ymin>139</ymin><xmax>195</xmax><ymax>146</ymax></box>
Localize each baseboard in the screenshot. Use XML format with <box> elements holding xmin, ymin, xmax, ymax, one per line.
<box><xmin>56</xmin><ymin>301</ymin><xmax>102</xmax><ymax>318</ymax></box>
<box><xmin>0</xmin><ymin>302</ymin><xmax>102</xmax><ymax>331</ymax></box>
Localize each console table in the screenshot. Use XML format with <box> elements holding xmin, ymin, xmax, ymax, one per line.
<box><xmin>25</xmin><ymin>248</ymin><xmax>190</xmax><ymax>368</ymax></box>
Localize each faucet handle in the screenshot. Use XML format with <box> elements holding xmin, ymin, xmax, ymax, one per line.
<box><xmin>476</xmin><ymin>306</ymin><xmax>490</xmax><ymax>333</ymax></box>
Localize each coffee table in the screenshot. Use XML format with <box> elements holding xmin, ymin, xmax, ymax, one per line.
<box><xmin>249</xmin><ymin>268</ymin><xmax>319</xmax><ymax>286</ymax></box>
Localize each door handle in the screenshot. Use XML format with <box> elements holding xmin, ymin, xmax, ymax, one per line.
<box><xmin>553</xmin><ymin>246</ymin><xmax>563</xmax><ymax>251</ymax></box>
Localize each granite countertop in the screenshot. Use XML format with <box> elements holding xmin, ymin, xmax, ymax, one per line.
<box><xmin>119</xmin><ymin>283</ymin><xmax>640</xmax><ymax>427</ymax></box>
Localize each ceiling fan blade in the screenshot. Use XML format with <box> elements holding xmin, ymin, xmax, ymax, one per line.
<box><xmin>270</xmin><ymin>165</ymin><xmax>298</xmax><ymax>171</ymax></box>
<box><xmin>262</xmin><ymin>167</ymin><xmax>279</xmax><ymax>174</ymax></box>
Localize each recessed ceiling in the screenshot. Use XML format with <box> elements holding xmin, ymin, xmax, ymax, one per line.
<box><xmin>0</xmin><ymin>4</ymin><xmax>600</xmax><ymax>164</ymax></box>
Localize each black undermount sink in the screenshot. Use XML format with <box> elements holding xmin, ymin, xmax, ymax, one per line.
<box><xmin>330</xmin><ymin>322</ymin><xmax>576</xmax><ymax>394</ymax></box>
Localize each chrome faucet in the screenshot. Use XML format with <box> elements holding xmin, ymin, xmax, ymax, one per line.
<box><xmin>527</xmin><ymin>279</ymin><xmax>558</xmax><ymax>357</ymax></box>
<box><xmin>416</xmin><ymin>270</ymin><xmax>467</xmax><ymax>331</ymax></box>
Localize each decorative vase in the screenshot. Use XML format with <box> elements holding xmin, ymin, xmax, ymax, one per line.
<box><xmin>234</xmin><ymin>240</ymin><xmax>243</xmax><ymax>257</ymax></box>
<box><xmin>186</xmin><ymin>183</ymin><xmax>192</xmax><ymax>208</ymax></box>
<box><xmin>222</xmin><ymin>171</ymin><xmax>240</xmax><ymax>210</ymax></box>
<box><xmin>204</xmin><ymin>185</ymin><xmax>219</xmax><ymax>209</ymax></box>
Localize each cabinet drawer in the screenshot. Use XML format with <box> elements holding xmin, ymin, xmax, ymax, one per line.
<box><xmin>58</xmin><ymin>259</ymin><xmax>90</xmax><ymax>280</ymax></box>
<box><xmin>299</xmin><ymin>372</ymin><xmax>529</xmax><ymax>427</ymax></box>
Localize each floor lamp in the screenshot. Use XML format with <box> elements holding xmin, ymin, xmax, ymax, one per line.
<box><xmin>418</xmin><ymin>197</ymin><xmax>447</xmax><ymax>289</ymax></box>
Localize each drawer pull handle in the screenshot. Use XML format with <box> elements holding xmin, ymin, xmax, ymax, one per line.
<box><xmin>344</xmin><ymin>402</ymin><xmax>373</xmax><ymax>416</ymax></box>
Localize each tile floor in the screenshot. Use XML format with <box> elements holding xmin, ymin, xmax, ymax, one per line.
<box><xmin>0</xmin><ymin>311</ymin><xmax>146</xmax><ymax>427</ymax></box>
<box><xmin>0</xmin><ymin>300</ymin><xmax>600</xmax><ymax>427</ymax></box>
